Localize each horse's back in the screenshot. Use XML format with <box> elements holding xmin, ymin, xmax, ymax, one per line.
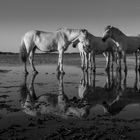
<box><xmin>125</xmin><ymin>36</ymin><xmax>140</xmax><ymax>52</ymax></box>
<box><xmin>33</xmin><ymin>30</ymin><xmax>59</xmax><ymax>52</ymax></box>
<box><xmin>24</xmin><ymin>30</ymin><xmax>37</xmax><ymax>39</ymax></box>
<box><xmin>91</xmin><ymin>36</ymin><xmax>110</xmax><ymax>52</ymax></box>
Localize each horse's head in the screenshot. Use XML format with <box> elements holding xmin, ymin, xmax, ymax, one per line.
<box><xmin>102</xmin><ymin>25</ymin><xmax>124</xmax><ymax>42</ymax></box>
<box><xmin>102</xmin><ymin>25</ymin><xmax>113</xmax><ymax>42</ymax></box>
<box><xmin>79</xmin><ymin>29</ymin><xmax>90</xmax><ymax>47</ymax></box>
<box><xmin>72</xmin><ymin>39</ymin><xmax>79</xmax><ymax>48</ymax></box>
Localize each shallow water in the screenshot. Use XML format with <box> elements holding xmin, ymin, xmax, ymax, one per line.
<box><xmin>1</xmin><ymin>55</ymin><xmax>140</xmax><ymax>139</ymax></box>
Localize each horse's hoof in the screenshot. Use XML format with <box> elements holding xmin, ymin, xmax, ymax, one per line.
<box><xmin>81</xmin><ymin>66</ymin><xmax>84</xmax><ymax>70</ymax></box>
<box><xmin>56</xmin><ymin>71</ymin><xmax>61</xmax><ymax>79</ymax></box>
<box><xmin>61</xmin><ymin>71</ymin><xmax>65</xmax><ymax>75</ymax></box>
<box><xmin>33</xmin><ymin>71</ymin><xmax>38</xmax><ymax>74</ymax></box>
<box><xmin>24</xmin><ymin>71</ymin><xmax>29</xmax><ymax>75</ymax></box>
<box><xmin>105</xmin><ymin>67</ymin><xmax>110</xmax><ymax>72</ymax></box>
<box><xmin>93</xmin><ymin>68</ymin><xmax>96</xmax><ymax>73</ymax></box>
<box><xmin>88</xmin><ymin>65</ymin><xmax>92</xmax><ymax>69</ymax></box>
<box><xmin>124</xmin><ymin>68</ymin><xmax>127</xmax><ymax>73</ymax></box>
<box><xmin>90</xmin><ymin>67</ymin><xmax>93</xmax><ymax>70</ymax></box>
<box><xmin>85</xmin><ymin>68</ymin><xmax>88</xmax><ymax>72</ymax></box>
<box><xmin>119</xmin><ymin>68</ymin><xmax>121</xmax><ymax>73</ymax></box>
<box><xmin>116</xmin><ymin>67</ymin><xmax>121</xmax><ymax>72</ymax></box>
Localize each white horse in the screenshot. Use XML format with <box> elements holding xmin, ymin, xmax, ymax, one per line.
<box><xmin>74</xmin><ymin>32</ymin><xmax>117</xmax><ymax>71</ymax></box>
<box><xmin>19</xmin><ymin>28</ymin><xmax>89</xmax><ymax>74</ymax></box>
<box><xmin>102</xmin><ymin>25</ymin><xmax>140</xmax><ymax>72</ymax></box>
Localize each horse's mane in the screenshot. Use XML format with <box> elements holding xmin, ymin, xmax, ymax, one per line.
<box><xmin>56</xmin><ymin>27</ymin><xmax>65</xmax><ymax>31</ymax></box>
<box><xmin>105</xmin><ymin>25</ymin><xmax>125</xmax><ymax>36</ymax></box>
<box><xmin>104</xmin><ymin>25</ymin><xmax>112</xmax><ymax>31</ymax></box>
<box><xmin>56</xmin><ymin>27</ymin><xmax>86</xmax><ymax>33</ymax></box>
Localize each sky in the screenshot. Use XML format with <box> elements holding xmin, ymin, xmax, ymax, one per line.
<box><xmin>0</xmin><ymin>0</ymin><xmax>140</xmax><ymax>52</ymax></box>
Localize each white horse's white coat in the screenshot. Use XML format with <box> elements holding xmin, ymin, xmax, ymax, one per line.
<box><xmin>20</xmin><ymin>28</ymin><xmax>89</xmax><ymax>74</ymax></box>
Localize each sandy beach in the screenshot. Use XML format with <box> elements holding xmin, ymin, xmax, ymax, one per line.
<box><xmin>0</xmin><ymin>53</ymin><xmax>140</xmax><ymax>139</ymax></box>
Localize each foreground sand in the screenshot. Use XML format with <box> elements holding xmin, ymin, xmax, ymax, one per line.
<box><xmin>0</xmin><ymin>53</ymin><xmax>140</xmax><ymax>139</ymax></box>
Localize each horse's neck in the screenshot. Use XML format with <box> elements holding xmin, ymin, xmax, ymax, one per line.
<box><xmin>112</xmin><ymin>31</ymin><xmax>127</xmax><ymax>43</ymax></box>
<box><xmin>90</xmin><ymin>34</ymin><xmax>99</xmax><ymax>46</ymax></box>
<box><xmin>91</xmin><ymin>35</ymin><xmax>107</xmax><ymax>50</ymax></box>
<box><xmin>95</xmin><ymin>36</ymin><xmax>105</xmax><ymax>45</ymax></box>
<box><xmin>66</xmin><ymin>31</ymin><xmax>80</xmax><ymax>42</ymax></box>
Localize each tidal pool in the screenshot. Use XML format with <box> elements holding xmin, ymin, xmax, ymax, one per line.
<box><xmin>0</xmin><ymin>55</ymin><xmax>140</xmax><ymax>139</ymax></box>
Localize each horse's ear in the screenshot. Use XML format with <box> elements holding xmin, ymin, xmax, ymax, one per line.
<box><xmin>105</xmin><ymin>25</ymin><xmax>112</xmax><ymax>31</ymax></box>
<box><xmin>81</xmin><ymin>29</ymin><xmax>88</xmax><ymax>34</ymax></box>
<box><xmin>110</xmin><ymin>25</ymin><xmax>112</xmax><ymax>28</ymax></box>
<box><xmin>108</xmin><ymin>25</ymin><xmax>112</xmax><ymax>28</ymax></box>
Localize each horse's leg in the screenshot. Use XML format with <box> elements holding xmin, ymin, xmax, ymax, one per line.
<box><xmin>108</xmin><ymin>52</ymin><xmax>111</xmax><ymax>71</ymax></box>
<box><xmin>138</xmin><ymin>50</ymin><xmax>140</xmax><ymax>72</ymax></box>
<box><xmin>29</xmin><ymin>48</ymin><xmax>38</xmax><ymax>74</ymax></box>
<box><xmin>56</xmin><ymin>53</ymin><xmax>60</xmax><ymax>71</ymax></box>
<box><xmin>58</xmin><ymin>49</ymin><xmax>65</xmax><ymax>74</ymax></box>
<box><xmin>88</xmin><ymin>52</ymin><xmax>92</xmax><ymax>69</ymax></box>
<box><xmin>80</xmin><ymin>52</ymin><xmax>82</xmax><ymax>68</ymax></box>
<box><xmin>29</xmin><ymin>73</ymin><xmax>38</xmax><ymax>99</ymax></box>
<box><xmin>111</xmin><ymin>51</ymin><xmax>114</xmax><ymax>70</ymax></box>
<box><xmin>103</xmin><ymin>52</ymin><xmax>107</xmax><ymax>70</ymax></box>
<box><xmin>117</xmin><ymin>51</ymin><xmax>122</xmax><ymax>72</ymax></box>
<box><xmin>81</xmin><ymin>52</ymin><xmax>84</xmax><ymax>69</ymax></box>
<box><xmin>89</xmin><ymin>52</ymin><xmax>93</xmax><ymax>69</ymax></box>
<box><xmin>24</xmin><ymin>62</ymin><xmax>28</xmax><ymax>74</ymax></box>
<box><xmin>104</xmin><ymin>52</ymin><xmax>110</xmax><ymax>72</ymax></box>
<box><xmin>134</xmin><ymin>68</ymin><xmax>138</xmax><ymax>91</ymax></box>
<box><xmin>92</xmin><ymin>51</ymin><xmax>96</xmax><ymax>72</ymax></box>
<box><xmin>135</xmin><ymin>51</ymin><xmax>138</xmax><ymax>72</ymax></box>
<box><xmin>122</xmin><ymin>51</ymin><xmax>127</xmax><ymax>73</ymax></box>
<box><xmin>85</xmin><ymin>52</ymin><xmax>89</xmax><ymax>71</ymax></box>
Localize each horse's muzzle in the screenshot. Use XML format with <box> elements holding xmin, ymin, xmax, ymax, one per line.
<box><xmin>102</xmin><ymin>38</ymin><xmax>106</xmax><ymax>42</ymax></box>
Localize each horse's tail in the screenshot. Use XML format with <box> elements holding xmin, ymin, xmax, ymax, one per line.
<box><xmin>20</xmin><ymin>39</ymin><xmax>28</xmax><ymax>63</ymax></box>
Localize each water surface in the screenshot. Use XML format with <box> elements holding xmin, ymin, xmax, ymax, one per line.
<box><xmin>0</xmin><ymin>54</ymin><xmax>140</xmax><ymax>139</ymax></box>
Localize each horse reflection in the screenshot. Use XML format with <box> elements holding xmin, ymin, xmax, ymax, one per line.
<box><xmin>19</xmin><ymin>73</ymin><xmax>88</xmax><ymax>118</ymax></box>
<box><xmin>78</xmin><ymin>69</ymin><xmax>140</xmax><ymax>116</ymax></box>
<box><xmin>78</xmin><ymin>69</ymin><xmax>118</xmax><ymax>117</ymax></box>
<box><xmin>78</xmin><ymin>69</ymin><xmax>95</xmax><ymax>99</ymax></box>
<box><xmin>78</xmin><ymin>69</ymin><xmax>116</xmax><ymax>100</ymax></box>
<box><xmin>102</xmin><ymin>70</ymin><xmax>140</xmax><ymax>115</ymax></box>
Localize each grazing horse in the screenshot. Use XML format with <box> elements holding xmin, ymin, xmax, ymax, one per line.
<box><xmin>19</xmin><ymin>28</ymin><xmax>89</xmax><ymax>74</ymax></box>
<box><xmin>74</xmin><ymin>32</ymin><xmax>117</xmax><ymax>71</ymax></box>
<box><xmin>102</xmin><ymin>25</ymin><xmax>140</xmax><ymax>72</ymax></box>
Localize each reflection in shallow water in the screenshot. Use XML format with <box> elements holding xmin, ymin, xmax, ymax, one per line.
<box><xmin>19</xmin><ymin>73</ymin><xmax>88</xmax><ymax>118</ymax></box>
<box><xmin>19</xmin><ymin>68</ymin><xmax>140</xmax><ymax>119</ymax></box>
<box><xmin>2</xmin><ymin>58</ymin><xmax>140</xmax><ymax>139</ymax></box>
<box><xmin>103</xmin><ymin>70</ymin><xmax>140</xmax><ymax>116</ymax></box>
<box><xmin>78</xmin><ymin>69</ymin><xmax>140</xmax><ymax>117</ymax></box>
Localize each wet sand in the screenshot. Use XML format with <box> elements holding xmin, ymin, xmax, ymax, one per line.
<box><xmin>0</xmin><ymin>53</ymin><xmax>140</xmax><ymax>139</ymax></box>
